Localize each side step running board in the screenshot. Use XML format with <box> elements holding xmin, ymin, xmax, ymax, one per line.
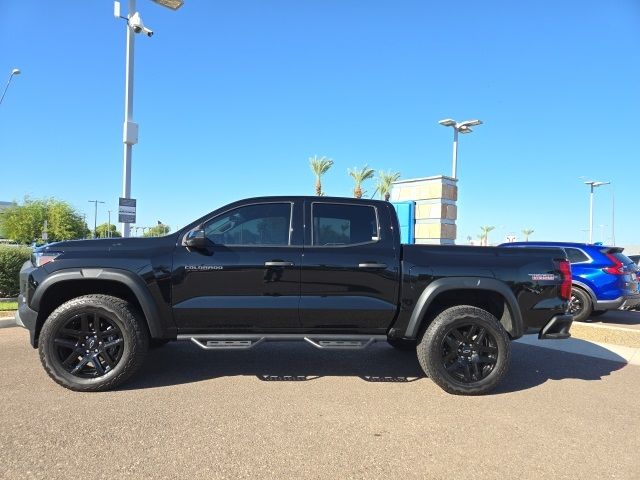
<box><xmin>180</xmin><ymin>334</ymin><xmax>387</xmax><ymax>351</ymax></box>
<box><xmin>190</xmin><ymin>337</ymin><xmax>265</xmax><ymax>350</ymax></box>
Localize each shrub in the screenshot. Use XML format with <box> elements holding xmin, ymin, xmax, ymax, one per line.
<box><xmin>0</xmin><ymin>245</ymin><xmax>31</xmax><ymax>297</ymax></box>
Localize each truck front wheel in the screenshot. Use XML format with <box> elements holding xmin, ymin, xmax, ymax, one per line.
<box><xmin>38</xmin><ymin>294</ymin><xmax>149</xmax><ymax>392</ymax></box>
<box><xmin>416</xmin><ymin>305</ymin><xmax>511</xmax><ymax>395</ymax></box>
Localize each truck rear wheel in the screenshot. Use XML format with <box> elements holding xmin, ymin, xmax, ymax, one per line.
<box><xmin>39</xmin><ymin>295</ymin><xmax>149</xmax><ymax>392</ymax></box>
<box><xmin>416</xmin><ymin>305</ymin><xmax>511</xmax><ymax>395</ymax></box>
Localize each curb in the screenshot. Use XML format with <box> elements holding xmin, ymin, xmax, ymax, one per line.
<box><xmin>515</xmin><ymin>335</ymin><xmax>640</xmax><ymax>366</ymax></box>
<box><xmin>570</xmin><ymin>322</ymin><xmax>640</xmax><ymax>348</ymax></box>
<box><xmin>0</xmin><ymin>317</ymin><xmax>17</xmax><ymax>329</ymax></box>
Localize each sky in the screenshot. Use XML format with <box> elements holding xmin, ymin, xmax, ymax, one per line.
<box><xmin>1</xmin><ymin>0</ymin><xmax>639</xmax><ymax>245</ymax></box>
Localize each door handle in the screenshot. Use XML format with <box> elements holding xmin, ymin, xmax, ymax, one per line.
<box><xmin>358</xmin><ymin>263</ymin><xmax>387</xmax><ymax>269</ymax></box>
<box><xmin>264</xmin><ymin>261</ymin><xmax>295</xmax><ymax>267</ymax></box>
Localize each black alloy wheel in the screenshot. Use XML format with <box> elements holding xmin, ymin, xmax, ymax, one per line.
<box><xmin>440</xmin><ymin>323</ymin><xmax>498</xmax><ymax>384</ymax></box>
<box><xmin>568</xmin><ymin>287</ymin><xmax>592</xmax><ymax>322</ymax></box>
<box><xmin>417</xmin><ymin>305</ymin><xmax>511</xmax><ymax>395</ymax></box>
<box><xmin>39</xmin><ymin>295</ymin><xmax>149</xmax><ymax>392</ymax></box>
<box><xmin>53</xmin><ymin>312</ymin><xmax>124</xmax><ymax>378</ymax></box>
<box><xmin>568</xmin><ymin>294</ymin><xmax>583</xmax><ymax>315</ymax></box>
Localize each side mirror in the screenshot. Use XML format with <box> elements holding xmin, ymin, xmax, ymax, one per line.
<box><xmin>183</xmin><ymin>228</ymin><xmax>207</xmax><ymax>249</ymax></box>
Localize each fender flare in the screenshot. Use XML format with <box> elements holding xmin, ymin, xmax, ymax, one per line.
<box><xmin>404</xmin><ymin>277</ymin><xmax>523</xmax><ymax>339</ymax></box>
<box><xmin>32</xmin><ymin>267</ymin><xmax>165</xmax><ymax>338</ymax></box>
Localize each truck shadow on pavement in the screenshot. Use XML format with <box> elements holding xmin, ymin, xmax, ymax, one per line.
<box><xmin>122</xmin><ymin>340</ymin><xmax>628</xmax><ymax>394</ymax></box>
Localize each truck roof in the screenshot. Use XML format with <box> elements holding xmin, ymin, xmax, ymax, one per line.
<box><xmin>501</xmin><ymin>241</ymin><xmax>614</xmax><ymax>249</ymax></box>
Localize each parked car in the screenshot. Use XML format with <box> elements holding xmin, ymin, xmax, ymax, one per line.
<box><xmin>16</xmin><ymin>196</ymin><xmax>573</xmax><ymax>395</ymax></box>
<box><xmin>500</xmin><ymin>242</ymin><xmax>640</xmax><ymax>321</ymax></box>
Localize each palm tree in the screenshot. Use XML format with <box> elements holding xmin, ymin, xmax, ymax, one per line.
<box><xmin>522</xmin><ymin>228</ymin><xmax>534</xmax><ymax>241</ymax></box>
<box><xmin>309</xmin><ymin>155</ymin><xmax>334</xmax><ymax>196</ymax></box>
<box><xmin>375</xmin><ymin>170</ymin><xmax>401</xmax><ymax>201</ymax></box>
<box><xmin>348</xmin><ymin>165</ymin><xmax>375</xmax><ymax>199</ymax></box>
<box><xmin>480</xmin><ymin>225</ymin><xmax>495</xmax><ymax>246</ymax></box>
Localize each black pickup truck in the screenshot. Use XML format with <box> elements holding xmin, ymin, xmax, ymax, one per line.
<box><xmin>16</xmin><ymin>196</ymin><xmax>573</xmax><ymax>395</ymax></box>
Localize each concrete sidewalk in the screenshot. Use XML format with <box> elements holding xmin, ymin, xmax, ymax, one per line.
<box><xmin>516</xmin><ymin>334</ymin><xmax>640</xmax><ymax>366</ymax></box>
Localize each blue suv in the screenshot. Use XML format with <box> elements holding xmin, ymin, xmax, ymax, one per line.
<box><xmin>500</xmin><ymin>242</ymin><xmax>640</xmax><ymax>322</ymax></box>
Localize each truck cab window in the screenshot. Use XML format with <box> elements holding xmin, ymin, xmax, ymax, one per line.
<box><xmin>312</xmin><ymin>203</ymin><xmax>378</xmax><ymax>246</ymax></box>
<box><xmin>204</xmin><ymin>203</ymin><xmax>292</xmax><ymax>246</ymax></box>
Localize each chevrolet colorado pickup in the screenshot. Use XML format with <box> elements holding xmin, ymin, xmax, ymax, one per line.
<box><xmin>16</xmin><ymin>196</ymin><xmax>573</xmax><ymax>395</ymax></box>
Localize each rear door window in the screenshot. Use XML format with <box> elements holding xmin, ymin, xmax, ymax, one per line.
<box><xmin>311</xmin><ymin>203</ymin><xmax>378</xmax><ymax>246</ymax></box>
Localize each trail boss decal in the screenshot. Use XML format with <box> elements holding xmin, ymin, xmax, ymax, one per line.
<box><xmin>528</xmin><ymin>273</ymin><xmax>556</xmax><ymax>281</ymax></box>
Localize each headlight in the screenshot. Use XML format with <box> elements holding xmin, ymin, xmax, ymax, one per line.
<box><xmin>32</xmin><ymin>252</ymin><xmax>61</xmax><ymax>267</ymax></box>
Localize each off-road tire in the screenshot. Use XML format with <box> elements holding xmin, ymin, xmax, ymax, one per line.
<box><xmin>387</xmin><ymin>338</ymin><xmax>417</xmax><ymax>351</ymax></box>
<box><xmin>417</xmin><ymin>305</ymin><xmax>511</xmax><ymax>395</ymax></box>
<box><xmin>569</xmin><ymin>287</ymin><xmax>593</xmax><ymax>322</ymax></box>
<box><xmin>39</xmin><ymin>294</ymin><xmax>149</xmax><ymax>392</ymax></box>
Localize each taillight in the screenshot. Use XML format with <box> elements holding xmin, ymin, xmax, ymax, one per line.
<box><xmin>557</xmin><ymin>259</ymin><xmax>572</xmax><ymax>301</ymax></box>
<box><xmin>602</xmin><ymin>253</ymin><xmax>624</xmax><ymax>275</ymax></box>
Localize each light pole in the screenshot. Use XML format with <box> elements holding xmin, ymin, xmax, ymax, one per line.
<box><xmin>114</xmin><ymin>0</ymin><xmax>184</xmax><ymax>238</ymax></box>
<box><xmin>598</xmin><ymin>224</ymin><xmax>607</xmax><ymax>243</ymax></box>
<box><xmin>438</xmin><ymin>118</ymin><xmax>483</xmax><ymax>179</ymax></box>
<box><xmin>0</xmin><ymin>68</ymin><xmax>21</xmax><ymax>106</ymax></box>
<box><xmin>88</xmin><ymin>200</ymin><xmax>105</xmax><ymax>239</ymax></box>
<box><xmin>611</xmin><ymin>185</ymin><xmax>615</xmax><ymax>245</ymax></box>
<box><xmin>107</xmin><ymin>210</ymin><xmax>112</xmax><ymax>238</ymax></box>
<box><xmin>584</xmin><ymin>180</ymin><xmax>609</xmax><ymax>244</ymax></box>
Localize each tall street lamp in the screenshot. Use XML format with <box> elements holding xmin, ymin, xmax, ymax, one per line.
<box><xmin>584</xmin><ymin>180</ymin><xmax>609</xmax><ymax>244</ymax></box>
<box><xmin>88</xmin><ymin>200</ymin><xmax>106</xmax><ymax>238</ymax></box>
<box><xmin>438</xmin><ymin>118</ymin><xmax>483</xmax><ymax>179</ymax></box>
<box><xmin>114</xmin><ymin>0</ymin><xmax>184</xmax><ymax>238</ymax></box>
<box><xmin>0</xmin><ymin>68</ymin><xmax>21</xmax><ymax>106</ymax></box>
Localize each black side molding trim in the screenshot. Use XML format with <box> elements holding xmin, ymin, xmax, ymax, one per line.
<box><xmin>404</xmin><ymin>277</ymin><xmax>524</xmax><ymax>339</ymax></box>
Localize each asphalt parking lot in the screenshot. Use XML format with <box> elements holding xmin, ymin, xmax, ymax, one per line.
<box><xmin>1</xmin><ymin>326</ymin><xmax>639</xmax><ymax>480</ymax></box>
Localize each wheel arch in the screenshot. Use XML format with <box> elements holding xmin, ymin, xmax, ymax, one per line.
<box><xmin>32</xmin><ymin>268</ymin><xmax>165</xmax><ymax>347</ymax></box>
<box><xmin>404</xmin><ymin>277</ymin><xmax>524</xmax><ymax>340</ymax></box>
<box><xmin>571</xmin><ymin>280</ymin><xmax>597</xmax><ymax>303</ymax></box>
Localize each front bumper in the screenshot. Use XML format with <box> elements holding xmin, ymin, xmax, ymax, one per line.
<box><xmin>15</xmin><ymin>294</ymin><xmax>38</xmax><ymax>347</ymax></box>
<box><xmin>538</xmin><ymin>314</ymin><xmax>573</xmax><ymax>340</ymax></box>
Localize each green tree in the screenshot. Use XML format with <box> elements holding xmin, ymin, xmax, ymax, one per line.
<box><xmin>95</xmin><ymin>223</ymin><xmax>122</xmax><ymax>238</ymax></box>
<box><xmin>143</xmin><ymin>224</ymin><xmax>171</xmax><ymax>237</ymax></box>
<box><xmin>309</xmin><ymin>155</ymin><xmax>334</xmax><ymax>196</ymax></box>
<box><xmin>522</xmin><ymin>228</ymin><xmax>534</xmax><ymax>241</ymax></box>
<box><xmin>479</xmin><ymin>225</ymin><xmax>495</xmax><ymax>246</ymax></box>
<box><xmin>348</xmin><ymin>165</ymin><xmax>375</xmax><ymax>199</ymax></box>
<box><xmin>0</xmin><ymin>198</ymin><xmax>88</xmax><ymax>244</ymax></box>
<box><xmin>375</xmin><ymin>170</ymin><xmax>401</xmax><ymax>201</ymax></box>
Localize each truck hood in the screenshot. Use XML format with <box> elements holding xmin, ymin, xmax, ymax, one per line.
<box><xmin>37</xmin><ymin>234</ymin><xmax>180</xmax><ymax>254</ymax></box>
